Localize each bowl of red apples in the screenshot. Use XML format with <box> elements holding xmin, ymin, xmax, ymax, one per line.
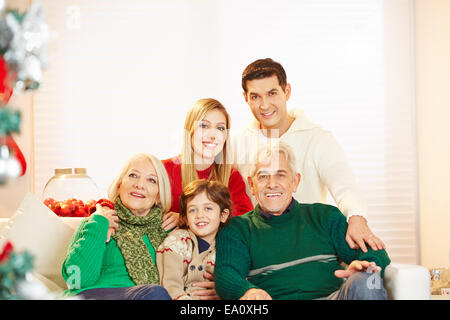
<box><xmin>43</xmin><ymin>197</ymin><xmax>114</xmax><ymax>217</ymax></box>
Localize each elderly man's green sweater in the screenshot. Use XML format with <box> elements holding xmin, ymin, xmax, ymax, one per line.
<box><xmin>215</xmin><ymin>200</ymin><xmax>391</xmax><ymax>300</ymax></box>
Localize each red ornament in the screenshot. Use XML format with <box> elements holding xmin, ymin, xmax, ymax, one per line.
<box><xmin>0</xmin><ymin>55</ymin><xmax>13</xmax><ymax>105</ymax></box>
<box><xmin>43</xmin><ymin>198</ymin><xmax>115</xmax><ymax>217</ymax></box>
<box><xmin>1</xmin><ymin>55</ymin><xmax>27</xmax><ymax>177</ymax></box>
<box><xmin>0</xmin><ymin>241</ymin><xmax>14</xmax><ymax>263</ymax></box>
<box><xmin>1</xmin><ymin>135</ymin><xmax>27</xmax><ymax>176</ymax></box>
<box><xmin>84</xmin><ymin>199</ymin><xmax>97</xmax><ymax>215</ymax></box>
<box><xmin>88</xmin><ymin>198</ymin><xmax>115</xmax><ymax>215</ymax></box>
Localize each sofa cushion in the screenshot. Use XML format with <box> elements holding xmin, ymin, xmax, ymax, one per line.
<box><xmin>384</xmin><ymin>263</ymin><xmax>431</xmax><ymax>299</ymax></box>
<box><xmin>0</xmin><ymin>193</ymin><xmax>78</xmax><ymax>290</ymax></box>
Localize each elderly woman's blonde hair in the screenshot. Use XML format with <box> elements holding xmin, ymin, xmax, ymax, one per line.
<box><xmin>107</xmin><ymin>153</ymin><xmax>172</xmax><ymax>213</ymax></box>
<box><xmin>248</xmin><ymin>141</ymin><xmax>298</xmax><ymax>178</ymax></box>
<box><xmin>180</xmin><ymin>98</ymin><xmax>233</xmax><ymax>189</ymax></box>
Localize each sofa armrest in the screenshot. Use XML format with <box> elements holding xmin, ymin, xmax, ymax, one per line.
<box><xmin>28</xmin><ymin>271</ymin><xmax>66</xmax><ymax>295</ymax></box>
<box><xmin>384</xmin><ymin>263</ymin><xmax>430</xmax><ymax>300</ymax></box>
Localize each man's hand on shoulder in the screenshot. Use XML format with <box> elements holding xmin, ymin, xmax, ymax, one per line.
<box><xmin>346</xmin><ymin>215</ymin><xmax>386</xmax><ymax>252</ymax></box>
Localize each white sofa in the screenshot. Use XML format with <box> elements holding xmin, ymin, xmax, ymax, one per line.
<box><xmin>0</xmin><ymin>193</ymin><xmax>431</xmax><ymax>299</ymax></box>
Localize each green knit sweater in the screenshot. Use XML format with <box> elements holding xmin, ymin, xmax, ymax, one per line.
<box><xmin>215</xmin><ymin>200</ymin><xmax>391</xmax><ymax>300</ymax></box>
<box><xmin>61</xmin><ymin>215</ymin><xmax>158</xmax><ymax>296</ymax></box>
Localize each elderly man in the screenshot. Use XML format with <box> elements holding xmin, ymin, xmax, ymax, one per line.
<box><xmin>215</xmin><ymin>142</ymin><xmax>390</xmax><ymax>300</ymax></box>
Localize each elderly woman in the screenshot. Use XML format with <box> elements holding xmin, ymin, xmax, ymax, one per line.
<box><xmin>61</xmin><ymin>153</ymin><xmax>172</xmax><ymax>300</ymax></box>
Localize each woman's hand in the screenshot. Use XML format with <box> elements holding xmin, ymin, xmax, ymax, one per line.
<box><xmin>162</xmin><ymin>211</ymin><xmax>180</xmax><ymax>231</ymax></box>
<box><xmin>93</xmin><ymin>204</ymin><xmax>119</xmax><ymax>242</ymax></box>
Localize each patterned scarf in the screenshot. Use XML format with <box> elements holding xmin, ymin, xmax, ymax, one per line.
<box><xmin>112</xmin><ymin>197</ymin><xmax>167</xmax><ymax>285</ymax></box>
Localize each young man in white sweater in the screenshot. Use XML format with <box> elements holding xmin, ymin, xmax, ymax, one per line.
<box><xmin>232</xmin><ymin>58</ymin><xmax>384</xmax><ymax>253</ymax></box>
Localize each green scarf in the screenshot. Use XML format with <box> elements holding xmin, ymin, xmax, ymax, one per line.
<box><xmin>112</xmin><ymin>197</ymin><xmax>167</xmax><ymax>285</ymax></box>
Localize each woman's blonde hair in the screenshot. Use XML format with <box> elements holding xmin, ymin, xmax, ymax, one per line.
<box><xmin>181</xmin><ymin>98</ymin><xmax>233</xmax><ymax>189</ymax></box>
<box><xmin>107</xmin><ymin>153</ymin><xmax>172</xmax><ymax>213</ymax></box>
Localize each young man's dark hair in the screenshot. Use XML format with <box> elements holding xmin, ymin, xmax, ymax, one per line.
<box><xmin>241</xmin><ymin>58</ymin><xmax>287</xmax><ymax>93</ymax></box>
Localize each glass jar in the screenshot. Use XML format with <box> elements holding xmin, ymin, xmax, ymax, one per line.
<box><xmin>42</xmin><ymin>168</ymin><xmax>100</xmax><ymax>217</ymax></box>
<box><xmin>430</xmin><ymin>268</ymin><xmax>450</xmax><ymax>295</ymax></box>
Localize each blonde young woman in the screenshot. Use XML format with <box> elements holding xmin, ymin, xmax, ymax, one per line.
<box><xmin>162</xmin><ymin>98</ymin><xmax>253</xmax><ymax>221</ymax></box>
<box><xmin>161</xmin><ymin>99</ymin><xmax>253</xmax><ymax>300</ymax></box>
<box><xmin>62</xmin><ymin>153</ymin><xmax>172</xmax><ymax>300</ymax></box>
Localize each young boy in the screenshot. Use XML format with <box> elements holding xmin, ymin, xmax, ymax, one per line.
<box><xmin>156</xmin><ymin>179</ymin><xmax>231</xmax><ymax>300</ymax></box>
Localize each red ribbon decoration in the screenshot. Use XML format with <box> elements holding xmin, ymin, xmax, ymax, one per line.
<box><xmin>0</xmin><ymin>135</ymin><xmax>27</xmax><ymax>176</ymax></box>
<box><xmin>1</xmin><ymin>55</ymin><xmax>26</xmax><ymax>176</ymax></box>
<box><xmin>0</xmin><ymin>55</ymin><xmax>13</xmax><ymax>104</ymax></box>
<box><xmin>0</xmin><ymin>241</ymin><xmax>14</xmax><ymax>263</ymax></box>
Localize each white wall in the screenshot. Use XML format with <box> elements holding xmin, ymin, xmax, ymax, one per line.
<box><xmin>416</xmin><ymin>0</ymin><xmax>450</xmax><ymax>269</ymax></box>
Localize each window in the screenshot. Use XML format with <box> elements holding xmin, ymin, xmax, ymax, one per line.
<box><xmin>33</xmin><ymin>0</ymin><xmax>418</xmax><ymax>264</ymax></box>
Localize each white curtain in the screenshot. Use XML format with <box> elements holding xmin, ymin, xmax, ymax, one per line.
<box><xmin>33</xmin><ymin>0</ymin><xmax>418</xmax><ymax>264</ymax></box>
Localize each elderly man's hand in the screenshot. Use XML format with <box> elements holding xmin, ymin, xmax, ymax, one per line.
<box><xmin>240</xmin><ymin>288</ymin><xmax>272</xmax><ymax>300</ymax></box>
<box><xmin>334</xmin><ymin>260</ymin><xmax>381</xmax><ymax>279</ymax></box>
<box><xmin>346</xmin><ymin>216</ymin><xmax>386</xmax><ymax>252</ymax></box>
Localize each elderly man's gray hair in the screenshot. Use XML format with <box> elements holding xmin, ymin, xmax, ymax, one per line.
<box><xmin>248</xmin><ymin>141</ymin><xmax>298</xmax><ymax>178</ymax></box>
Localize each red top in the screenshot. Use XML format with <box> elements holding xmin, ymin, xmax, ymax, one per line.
<box><xmin>162</xmin><ymin>156</ymin><xmax>253</xmax><ymax>217</ymax></box>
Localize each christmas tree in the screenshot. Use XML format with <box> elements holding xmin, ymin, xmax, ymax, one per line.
<box><xmin>0</xmin><ymin>241</ymin><xmax>34</xmax><ymax>299</ymax></box>
<box><xmin>0</xmin><ymin>1</ymin><xmax>49</xmax><ymax>185</ymax></box>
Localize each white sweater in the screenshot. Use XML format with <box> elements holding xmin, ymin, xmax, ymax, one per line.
<box><xmin>231</xmin><ymin>108</ymin><xmax>368</xmax><ymax>220</ymax></box>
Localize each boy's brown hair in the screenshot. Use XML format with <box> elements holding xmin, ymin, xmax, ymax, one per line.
<box><xmin>241</xmin><ymin>58</ymin><xmax>288</xmax><ymax>93</ymax></box>
<box><xmin>179</xmin><ymin>179</ymin><xmax>232</xmax><ymax>229</ymax></box>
